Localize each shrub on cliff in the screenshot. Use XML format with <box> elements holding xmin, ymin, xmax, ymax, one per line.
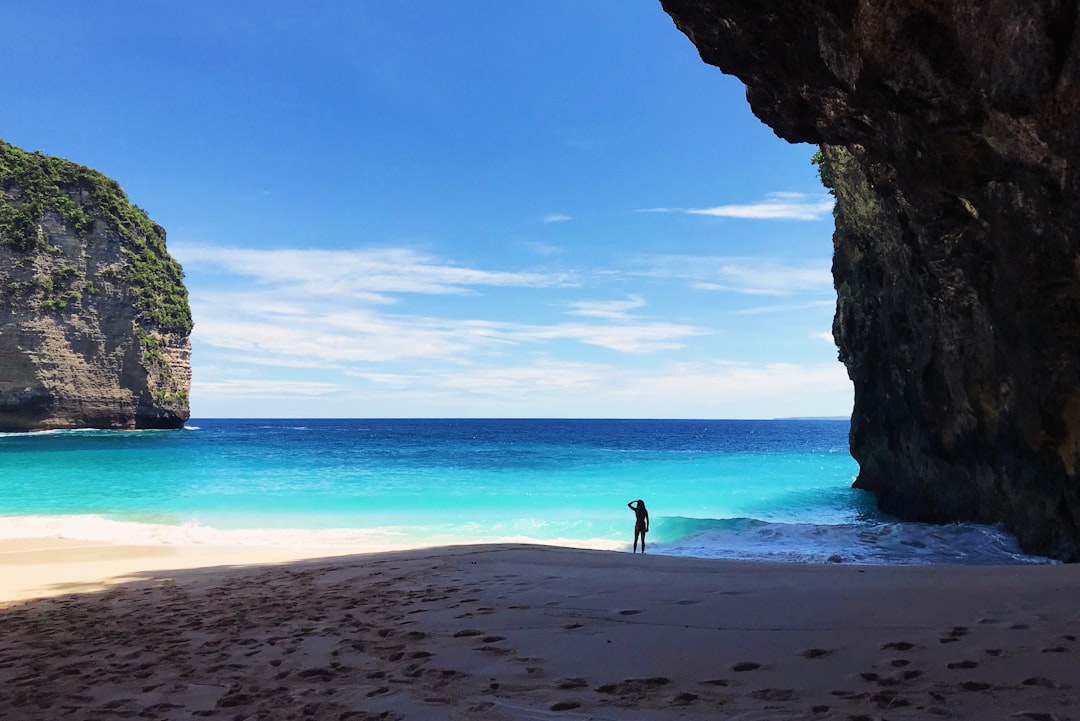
<box><xmin>0</xmin><ymin>139</ymin><xmax>192</xmax><ymax>334</ymax></box>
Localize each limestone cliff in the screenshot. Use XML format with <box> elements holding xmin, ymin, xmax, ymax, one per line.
<box><xmin>661</xmin><ymin>1</ymin><xmax>1080</xmax><ymax>559</ymax></box>
<box><xmin>0</xmin><ymin>140</ymin><xmax>192</xmax><ymax>431</ymax></box>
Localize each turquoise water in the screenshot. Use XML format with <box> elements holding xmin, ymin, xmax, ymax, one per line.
<box><xmin>0</xmin><ymin>418</ymin><xmax>1051</xmax><ymax>564</ymax></box>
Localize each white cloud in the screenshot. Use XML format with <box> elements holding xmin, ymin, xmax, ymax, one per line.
<box><xmin>638</xmin><ymin>192</ymin><xmax>835</xmax><ymax>221</ymax></box>
<box><xmin>429</xmin><ymin>360</ymin><xmax>609</xmax><ymax>397</ymax></box>
<box><xmin>191</xmin><ymin>378</ymin><xmax>348</xmax><ymax>399</ymax></box>
<box><xmin>542</xmin><ymin>213</ymin><xmax>572</xmax><ymax>223</ymax></box>
<box><xmin>194</xmin><ymin>359</ymin><xmax>852</xmax><ymax>419</ymax></box>
<box><xmin>188</xmin><ymin>288</ymin><xmax>708</xmax><ymax>369</ymax></box>
<box><xmin>175</xmin><ymin>242</ymin><xmax>850</xmax><ymax>419</ymax></box>
<box><xmin>599</xmin><ymin>361</ymin><xmax>852</xmax><ymax>417</ymax></box>
<box><xmin>731</xmin><ymin>300</ymin><xmax>836</xmax><ymax>315</ymax></box>
<box><xmin>172</xmin><ymin>244</ymin><xmax>578</xmax><ymax>299</ymax></box>
<box><xmin>642</xmin><ymin>256</ymin><xmax>833</xmax><ymax>296</ymax></box>
<box><xmin>687</xmin><ymin>192</ymin><xmax>835</xmax><ymax>221</ymax></box>
<box><xmin>519</xmin><ymin>240</ymin><xmax>563</xmax><ymax>257</ymax></box>
<box><xmin>815</xmin><ymin>331</ymin><xmax>836</xmax><ymax>343</ymax></box>
<box><xmin>507</xmin><ymin>321</ymin><xmax>708</xmax><ymax>353</ymax></box>
<box><xmin>567</xmin><ymin>295</ymin><xmax>646</xmax><ymax>319</ymax></box>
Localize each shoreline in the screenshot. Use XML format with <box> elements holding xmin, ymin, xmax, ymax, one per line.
<box><xmin>2</xmin><ymin>541</ymin><xmax>1079</xmax><ymax>719</ymax></box>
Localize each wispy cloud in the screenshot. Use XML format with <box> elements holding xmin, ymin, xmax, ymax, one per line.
<box><xmin>542</xmin><ymin>213</ymin><xmax>572</xmax><ymax>223</ymax></box>
<box><xmin>176</xmin><ymin>240</ymin><xmax>849</xmax><ymax>418</ymax></box>
<box><xmin>638</xmin><ymin>192</ymin><xmax>835</xmax><ymax>221</ymax></box>
<box><xmin>173</xmin><ymin>244</ymin><xmax>578</xmax><ymax>300</ymax></box>
<box><xmin>639</xmin><ymin>256</ymin><xmax>832</xmax><ymax>296</ymax></box>
<box><xmin>194</xmin><ymin>359</ymin><xmax>851</xmax><ymax>418</ymax></box>
<box><xmin>191</xmin><ymin>378</ymin><xmax>349</xmax><ymax>399</ymax></box>
<box><xmin>519</xmin><ymin>240</ymin><xmax>563</xmax><ymax>257</ymax></box>
<box><xmin>566</xmin><ymin>296</ymin><xmax>646</xmax><ymax>320</ymax></box>
<box><xmin>730</xmin><ymin>300</ymin><xmax>836</xmax><ymax>315</ymax></box>
<box><xmin>506</xmin><ymin>321</ymin><xmax>708</xmax><ymax>353</ymax></box>
<box><xmin>188</xmin><ymin>288</ymin><xmax>708</xmax><ymax>369</ymax></box>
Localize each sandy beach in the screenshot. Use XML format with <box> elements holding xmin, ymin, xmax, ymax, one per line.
<box><xmin>2</xmin><ymin>541</ymin><xmax>1078</xmax><ymax>720</ymax></box>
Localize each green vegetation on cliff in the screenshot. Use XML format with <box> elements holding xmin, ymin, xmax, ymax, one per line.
<box><xmin>810</xmin><ymin>148</ymin><xmax>835</xmax><ymax>194</ymax></box>
<box><xmin>0</xmin><ymin>140</ymin><xmax>192</xmax><ymax>333</ymax></box>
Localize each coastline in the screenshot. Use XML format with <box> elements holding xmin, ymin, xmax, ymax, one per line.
<box><xmin>2</xmin><ymin>541</ymin><xmax>1078</xmax><ymax>719</ymax></box>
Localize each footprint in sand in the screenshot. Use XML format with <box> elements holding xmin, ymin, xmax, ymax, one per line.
<box><xmin>562</xmin><ymin>622</ymin><xmax>583</xmax><ymax>630</ymax></box>
<box><xmin>732</xmin><ymin>662</ymin><xmax>762</xmax><ymax>672</ymax></box>
<box><xmin>799</xmin><ymin>648</ymin><xmax>834</xmax><ymax>659</ymax></box>
<box><xmin>1041</xmin><ymin>646</ymin><xmax>1069</xmax><ymax>653</ymax></box>
<box><xmin>550</xmin><ymin>701</ymin><xmax>581</xmax><ymax>711</ymax></box>
<box><xmin>557</xmin><ymin>678</ymin><xmax>588</xmax><ymax>690</ymax></box>
<box><xmin>473</xmin><ymin>645</ymin><xmax>512</xmax><ymax>655</ymax></box>
<box><xmin>595</xmin><ymin>677</ymin><xmax>671</xmax><ymax>695</ymax></box>
<box><xmin>453</xmin><ymin>629</ymin><xmax>483</xmax><ymax>638</ymax></box>
<box><xmin>871</xmin><ymin>690</ymin><xmax>911</xmax><ymax>709</ymax></box>
<box><xmin>750</xmin><ymin>688</ymin><xmax>797</xmax><ymax>701</ymax></box>
<box><xmin>939</xmin><ymin>627</ymin><xmax>968</xmax><ymax>644</ymax></box>
<box><xmin>675</xmin><ymin>600</ymin><xmax>699</xmax><ymax>606</ymax></box>
<box><xmin>618</xmin><ymin>609</ymin><xmax>642</xmax><ymax>616</ymax></box>
<box><xmin>947</xmin><ymin>660</ymin><xmax>979</xmax><ymax>669</ymax></box>
<box><xmin>881</xmin><ymin>641</ymin><xmax>915</xmax><ymax>651</ymax></box>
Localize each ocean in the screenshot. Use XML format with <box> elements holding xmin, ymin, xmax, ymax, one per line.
<box><xmin>0</xmin><ymin>418</ymin><xmax>1052</xmax><ymax>565</ymax></box>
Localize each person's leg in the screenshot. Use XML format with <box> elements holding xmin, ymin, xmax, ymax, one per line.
<box><xmin>633</xmin><ymin>529</ymin><xmax>641</xmax><ymax>552</ymax></box>
<box><xmin>641</xmin><ymin>532</ymin><xmax>646</xmax><ymax>553</ymax></box>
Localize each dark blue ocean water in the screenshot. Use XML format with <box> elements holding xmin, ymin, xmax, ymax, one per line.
<box><xmin>0</xmin><ymin>418</ymin><xmax>1051</xmax><ymax>564</ymax></box>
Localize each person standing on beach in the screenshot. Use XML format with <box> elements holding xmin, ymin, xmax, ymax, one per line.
<box><xmin>628</xmin><ymin>499</ymin><xmax>649</xmax><ymax>553</ymax></box>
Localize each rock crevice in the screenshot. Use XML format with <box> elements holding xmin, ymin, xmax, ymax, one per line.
<box><xmin>661</xmin><ymin>0</ymin><xmax>1080</xmax><ymax>559</ymax></box>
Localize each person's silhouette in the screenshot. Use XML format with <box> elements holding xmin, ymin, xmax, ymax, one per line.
<box><xmin>627</xmin><ymin>499</ymin><xmax>649</xmax><ymax>553</ymax></box>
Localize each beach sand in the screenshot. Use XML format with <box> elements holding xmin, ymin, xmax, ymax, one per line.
<box><xmin>2</xmin><ymin>541</ymin><xmax>1078</xmax><ymax>720</ymax></box>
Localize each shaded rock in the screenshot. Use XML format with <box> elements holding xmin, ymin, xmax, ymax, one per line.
<box><xmin>660</xmin><ymin>0</ymin><xmax>1080</xmax><ymax>559</ymax></box>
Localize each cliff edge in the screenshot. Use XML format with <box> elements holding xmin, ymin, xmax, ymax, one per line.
<box><xmin>661</xmin><ymin>1</ymin><xmax>1080</xmax><ymax>559</ymax></box>
<box><xmin>0</xmin><ymin>140</ymin><xmax>192</xmax><ymax>431</ymax></box>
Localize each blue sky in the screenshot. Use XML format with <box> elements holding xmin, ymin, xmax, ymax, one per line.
<box><xmin>3</xmin><ymin>1</ymin><xmax>851</xmax><ymax>419</ymax></box>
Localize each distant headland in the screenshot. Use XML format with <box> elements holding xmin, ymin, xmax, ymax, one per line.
<box><xmin>0</xmin><ymin>139</ymin><xmax>191</xmax><ymax>431</ymax></box>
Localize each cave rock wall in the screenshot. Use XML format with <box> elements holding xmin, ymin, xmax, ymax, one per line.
<box><xmin>661</xmin><ymin>0</ymin><xmax>1080</xmax><ymax>559</ymax></box>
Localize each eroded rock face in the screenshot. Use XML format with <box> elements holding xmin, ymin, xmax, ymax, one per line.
<box><xmin>661</xmin><ymin>0</ymin><xmax>1080</xmax><ymax>559</ymax></box>
<box><xmin>1</xmin><ymin>140</ymin><xmax>192</xmax><ymax>431</ymax></box>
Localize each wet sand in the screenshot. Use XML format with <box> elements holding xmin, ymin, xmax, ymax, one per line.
<box><xmin>2</xmin><ymin>541</ymin><xmax>1078</xmax><ymax>719</ymax></box>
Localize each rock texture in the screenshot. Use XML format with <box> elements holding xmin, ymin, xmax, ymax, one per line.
<box><xmin>661</xmin><ymin>0</ymin><xmax>1080</xmax><ymax>559</ymax></box>
<box><xmin>1</xmin><ymin>140</ymin><xmax>192</xmax><ymax>431</ymax></box>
